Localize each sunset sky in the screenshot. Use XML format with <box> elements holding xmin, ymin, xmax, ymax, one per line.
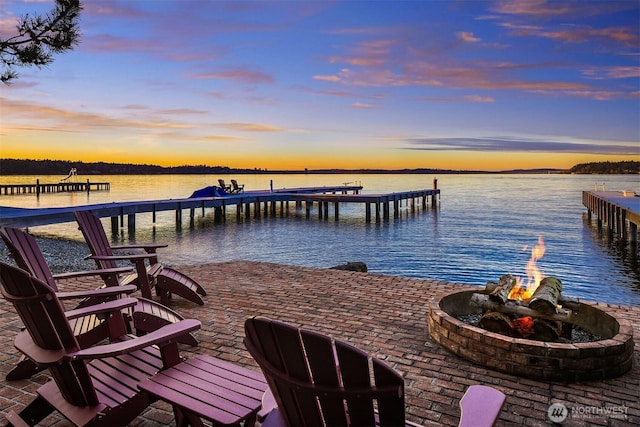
<box><xmin>1</xmin><ymin>0</ymin><xmax>638</xmax><ymax>171</ymax></box>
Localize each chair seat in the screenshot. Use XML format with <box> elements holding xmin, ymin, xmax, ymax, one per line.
<box><xmin>38</xmin><ymin>344</ymin><xmax>164</xmax><ymax>426</ymax></box>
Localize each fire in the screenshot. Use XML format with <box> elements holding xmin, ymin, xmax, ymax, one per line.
<box><xmin>512</xmin><ymin>316</ymin><xmax>535</xmax><ymax>337</ymax></box>
<box><xmin>508</xmin><ymin>236</ymin><xmax>546</xmax><ymax>301</ymax></box>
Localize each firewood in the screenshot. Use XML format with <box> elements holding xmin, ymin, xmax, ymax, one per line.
<box><xmin>488</xmin><ymin>274</ymin><xmax>516</xmax><ymax>304</ymax></box>
<box><xmin>533</xmin><ymin>319</ymin><xmax>562</xmax><ymax>341</ymax></box>
<box><xmin>479</xmin><ymin>312</ymin><xmax>513</xmax><ymax>336</ymax></box>
<box><xmin>528</xmin><ymin>277</ymin><xmax>562</xmax><ymax>314</ymax></box>
<box><xmin>470</xmin><ymin>293</ymin><xmax>573</xmax><ymax>323</ymax></box>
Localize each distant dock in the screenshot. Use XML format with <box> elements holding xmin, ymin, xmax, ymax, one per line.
<box><xmin>583</xmin><ymin>190</ymin><xmax>639</xmax><ymax>242</ymax></box>
<box><xmin>0</xmin><ymin>179</ymin><xmax>110</xmax><ymax>196</ymax></box>
<box><xmin>0</xmin><ymin>183</ymin><xmax>440</xmax><ymax>233</ymax></box>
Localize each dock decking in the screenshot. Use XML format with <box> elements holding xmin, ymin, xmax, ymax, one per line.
<box><xmin>0</xmin><ymin>185</ymin><xmax>440</xmax><ymax>232</ymax></box>
<box><xmin>582</xmin><ymin>190</ymin><xmax>640</xmax><ymax>242</ymax></box>
<box><xmin>0</xmin><ymin>179</ymin><xmax>110</xmax><ymax>195</ymax></box>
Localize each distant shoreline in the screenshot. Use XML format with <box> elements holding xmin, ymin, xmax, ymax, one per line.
<box><xmin>0</xmin><ymin>159</ymin><xmax>637</xmax><ymax>175</ymax></box>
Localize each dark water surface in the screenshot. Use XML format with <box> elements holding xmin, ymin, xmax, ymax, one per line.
<box><xmin>3</xmin><ymin>173</ymin><xmax>639</xmax><ymax>306</ymax></box>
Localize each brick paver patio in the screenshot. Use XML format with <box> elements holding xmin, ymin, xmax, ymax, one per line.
<box><xmin>0</xmin><ymin>261</ymin><xmax>638</xmax><ymax>426</ymax></box>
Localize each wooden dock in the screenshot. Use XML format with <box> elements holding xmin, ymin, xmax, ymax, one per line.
<box><xmin>583</xmin><ymin>190</ymin><xmax>640</xmax><ymax>242</ymax></box>
<box><xmin>0</xmin><ymin>179</ymin><xmax>110</xmax><ymax>196</ymax></box>
<box><xmin>0</xmin><ymin>184</ymin><xmax>440</xmax><ymax>233</ymax></box>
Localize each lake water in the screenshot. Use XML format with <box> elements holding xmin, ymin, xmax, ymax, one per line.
<box><xmin>1</xmin><ymin>173</ymin><xmax>639</xmax><ymax>306</ymax></box>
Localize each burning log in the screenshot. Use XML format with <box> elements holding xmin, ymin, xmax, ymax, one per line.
<box><xmin>470</xmin><ymin>293</ymin><xmax>573</xmax><ymax>323</ymax></box>
<box><xmin>479</xmin><ymin>312</ymin><xmax>513</xmax><ymax>336</ymax></box>
<box><xmin>528</xmin><ymin>277</ymin><xmax>562</xmax><ymax>314</ymax></box>
<box><xmin>533</xmin><ymin>319</ymin><xmax>563</xmax><ymax>341</ymax></box>
<box><xmin>488</xmin><ymin>274</ymin><xmax>517</xmax><ymax>304</ymax></box>
<box><xmin>484</xmin><ymin>280</ymin><xmax>580</xmax><ymax>310</ymax></box>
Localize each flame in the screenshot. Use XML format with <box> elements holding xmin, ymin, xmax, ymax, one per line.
<box><xmin>512</xmin><ymin>316</ymin><xmax>535</xmax><ymax>337</ymax></box>
<box><xmin>508</xmin><ymin>236</ymin><xmax>546</xmax><ymax>301</ymax></box>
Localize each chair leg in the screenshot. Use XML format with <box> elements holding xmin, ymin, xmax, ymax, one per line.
<box><xmin>10</xmin><ymin>395</ymin><xmax>55</xmax><ymax>426</ymax></box>
<box><xmin>6</xmin><ymin>357</ymin><xmax>45</xmax><ymax>381</ymax></box>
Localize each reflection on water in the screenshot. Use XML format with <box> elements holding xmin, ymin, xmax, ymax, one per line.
<box><xmin>2</xmin><ymin>173</ymin><xmax>639</xmax><ymax>306</ymax></box>
<box><xmin>582</xmin><ymin>213</ymin><xmax>640</xmax><ymax>294</ymax></box>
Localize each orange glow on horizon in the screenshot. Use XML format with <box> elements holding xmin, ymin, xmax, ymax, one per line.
<box><xmin>2</xmin><ymin>145</ymin><xmax>636</xmax><ymax>172</ymax></box>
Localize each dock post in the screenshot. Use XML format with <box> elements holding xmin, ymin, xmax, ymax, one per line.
<box><xmin>222</xmin><ymin>201</ymin><xmax>227</xmax><ymax>222</ymax></box>
<box><xmin>111</xmin><ymin>216</ymin><xmax>119</xmax><ymax>235</ymax></box>
<box><xmin>176</xmin><ymin>205</ymin><xmax>182</xmax><ymax>227</ymax></box>
<box><xmin>383</xmin><ymin>198</ymin><xmax>390</xmax><ymax>221</ymax></box>
<box><xmin>36</xmin><ymin>179</ymin><xmax>40</xmax><ymax>197</ymax></box>
<box><xmin>432</xmin><ymin>178</ymin><xmax>438</xmax><ymax>207</ymax></box>
<box><xmin>87</xmin><ymin>179</ymin><xmax>90</xmax><ymax>194</ymax></box>
<box><xmin>365</xmin><ymin>203</ymin><xmax>371</xmax><ymax>222</ymax></box>
<box><xmin>127</xmin><ymin>214</ymin><xmax>135</xmax><ymax>232</ymax></box>
<box><xmin>334</xmin><ymin>202</ymin><xmax>339</xmax><ymax>221</ymax></box>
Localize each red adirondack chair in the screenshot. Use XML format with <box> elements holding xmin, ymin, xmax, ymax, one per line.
<box><xmin>0</xmin><ymin>226</ymin><xmax>197</xmax><ymax>380</ymax></box>
<box><xmin>244</xmin><ymin>317</ymin><xmax>506</xmax><ymax>427</ymax></box>
<box><xmin>244</xmin><ymin>317</ymin><xmax>412</xmax><ymax>427</ymax></box>
<box><xmin>74</xmin><ymin>210</ymin><xmax>206</xmax><ymax>306</ymax></box>
<box><xmin>0</xmin><ymin>261</ymin><xmax>201</xmax><ymax>427</ymax></box>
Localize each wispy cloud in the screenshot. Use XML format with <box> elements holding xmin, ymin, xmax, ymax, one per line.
<box><xmin>352</xmin><ymin>102</ymin><xmax>374</xmax><ymax>109</ymax></box>
<box><xmin>218</xmin><ymin>122</ymin><xmax>284</xmax><ymax>132</ymax></box>
<box><xmin>1</xmin><ymin>98</ymin><xmax>193</xmax><ymax>131</ymax></box>
<box><xmin>582</xmin><ymin>66</ymin><xmax>640</xmax><ymax>80</ymax></box>
<box><xmin>403</xmin><ymin>136</ymin><xmax>639</xmax><ymax>155</ymax></box>
<box><xmin>416</xmin><ymin>95</ymin><xmax>494</xmax><ymax>103</ymax></box>
<box><xmin>457</xmin><ymin>32</ymin><xmax>480</xmax><ymax>43</ymax></box>
<box><xmin>190</xmin><ymin>68</ymin><xmax>274</xmax><ymax>84</ymax></box>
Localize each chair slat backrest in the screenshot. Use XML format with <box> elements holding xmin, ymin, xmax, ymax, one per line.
<box><xmin>244</xmin><ymin>317</ymin><xmax>405</xmax><ymax>427</ymax></box>
<box><xmin>74</xmin><ymin>210</ymin><xmax>119</xmax><ymax>270</ymax></box>
<box><xmin>0</xmin><ymin>227</ymin><xmax>59</xmax><ymax>291</ymax></box>
<box><xmin>0</xmin><ymin>262</ymin><xmax>99</xmax><ymax>406</ymax></box>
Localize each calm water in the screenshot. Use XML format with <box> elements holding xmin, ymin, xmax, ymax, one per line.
<box><xmin>2</xmin><ymin>173</ymin><xmax>639</xmax><ymax>306</ymax></box>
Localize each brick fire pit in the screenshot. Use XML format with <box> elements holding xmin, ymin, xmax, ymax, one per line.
<box><xmin>428</xmin><ymin>289</ymin><xmax>635</xmax><ymax>382</ymax></box>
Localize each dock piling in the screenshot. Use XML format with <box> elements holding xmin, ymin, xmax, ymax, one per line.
<box><xmin>583</xmin><ymin>191</ymin><xmax>639</xmax><ymax>243</ymax></box>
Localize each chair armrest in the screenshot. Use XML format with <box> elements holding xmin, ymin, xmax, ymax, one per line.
<box><xmin>88</xmin><ymin>253</ymin><xmax>155</xmax><ymax>262</ymax></box>
<box><xmin>64</xmin><ymin>297</ymin><xmax>139</xmax><ymax>320</ymax></box>
<box><xmin>111</xmin><ymin>243</ymin><xmax>168</xmax><ymax>252</ymax></box>
<box><xmin>53</xmin><ymin>266</ymin><xmax>134</xmax><ymax>281</ymax></box>
<box><xmin>68</xmin><ymin>319</ymin><xmax>201</xmax><ymax>360</ymax></box>
<box><xmin>14</xmin><ymin>331</ymin><xmax>68</xmax><ymax>366</ymax></box>
<box><xmin>56</xmin><ymin>284</ymin><xmax>137</xmax><ymax>301</ymax></box>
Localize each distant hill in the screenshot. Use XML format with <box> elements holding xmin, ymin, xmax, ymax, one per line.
<box><xmin>567</xmin><ymin>161</ymin><xmax>639</xmax><ymax>174</ymax></box>
<box><xmin>0</xmin><ymin>159</ymin><xmax>256</xmax><ymax>175</ymax></box>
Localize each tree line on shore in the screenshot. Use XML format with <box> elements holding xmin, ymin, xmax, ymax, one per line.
<box><xmin>0</xmin><ymin>158</ymin><xmax>637</xmax><ymax>175</ymax></box>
